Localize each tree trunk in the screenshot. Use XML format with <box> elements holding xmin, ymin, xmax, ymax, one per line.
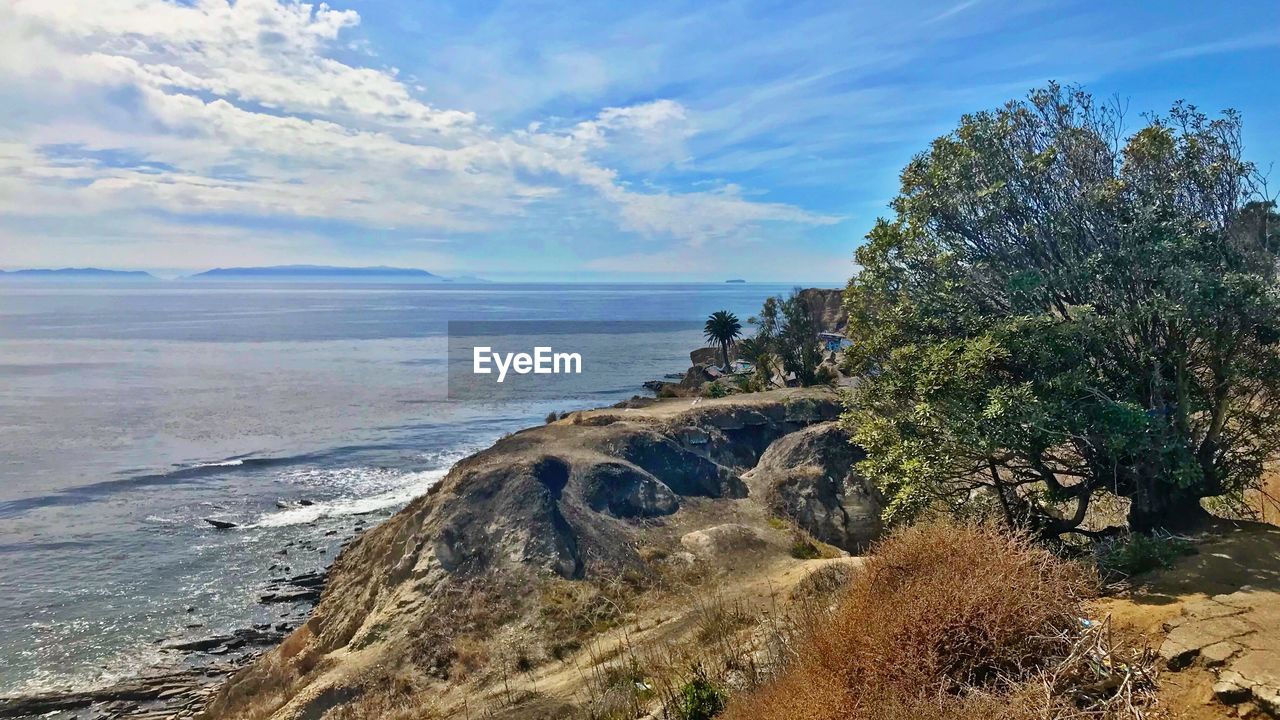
<box><xmin>1127</xmin><ymin>486</ymin><xmax>1209</xmax><ymax>533</ymax></box>
<box><xmin>720</xmin><ymin>341</ymin><xmax>730</xmax><ymax>371</ymax></box>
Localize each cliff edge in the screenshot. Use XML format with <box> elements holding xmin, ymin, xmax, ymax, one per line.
<box><xmin>201</xmin><ymin>388</ymin><xmax>879</xmax><ymax>719</ymax></box>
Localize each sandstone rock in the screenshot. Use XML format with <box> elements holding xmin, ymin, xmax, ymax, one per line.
<box><xmin>199</xmin><ymin>388</ymin><xmax>844</xmax><ymax>719</ymax></box>
<box><xmin>1213</xmin><ymin>677</ymin><xmax>1251</xmax><ymax>705</ymax></box>
<box><xmin>678</xmin><ymin>363</ymin><xmax>713</xmax><ymax>391</ymax></box>
<box><xmin>1161</xmin><ymin>615</ymin><xmax>1254</xmax><ymax>668</ymax></box>
<box><xmin>578</xmin><ymin>461</ymin><xmax>679</xmax><ymax>518</ymax></box>
<box><xmin>796</xmin><ymin>288</ymin><xmax>848</xmax><ymax>334</ymax></box>
<box><xmin>1201</xmin><ymin>640</ymin><xmax>1242</xmax><ymax>667</ymax></box>
<box><xmin>680</xmin><ymin>524</ymin><xmax>765</xmax><ymax>558</ymax></box>
<box><xmin>744</xmin><ymin>421</ymin><xmax>881</xmax><ymax>552</ymax></box>
<box><xmin>690</xmin><ymin>345</ymin><xmax>737</xmax><ymax>367</ymax></box>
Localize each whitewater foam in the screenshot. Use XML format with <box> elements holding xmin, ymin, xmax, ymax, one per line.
<box><xmin>248</xmin><ymin>466</ymin><xmax>452</xmax><ymax>528</ymax></box>
<box><xmin>191</xmin><ymin>459</ymin><xmax>246</xmax><ymax>469</ymax></box>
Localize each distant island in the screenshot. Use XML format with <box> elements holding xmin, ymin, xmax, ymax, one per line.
<box><xmin>186</xmin><ymin>265</ymin><xmax>464</xmax><ymax>282</ymax></box>
<box><xmin>725</xmin><ymin>278</ymin><xmax>746</xmax><ymax>283</ymax></box>
<box><xmin>0</xmin><ymin>268</ymin><xmax>156</xmax><ymax>281</ymax></box>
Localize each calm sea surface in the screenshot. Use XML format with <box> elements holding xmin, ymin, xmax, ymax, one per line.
<box><xmin>0</xmin><ymin>281</ymin><xmax>801</xmax><ymax>694</ymax></box>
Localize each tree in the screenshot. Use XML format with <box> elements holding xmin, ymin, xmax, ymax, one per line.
<box><xmin>778</xmin><ymin>290</ymin><xmax>823</xmax><ymax>385</ymax></box>
<box><xmin>842</xmin><ymin>84</ymin><xmax>1280</xmax><ymax>536</ymax></box>
<box><xmin>704</xmin><ymin>310</ymin><xmax>743</xmax><ymax>370</ymax></box>
<box><xmin>748</xmin><ymin>290</ymin><xmax>824</xmax><ymax>386</ymax></box>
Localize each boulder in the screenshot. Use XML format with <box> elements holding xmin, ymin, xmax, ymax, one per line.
<box><xmin>690</xmin><ymin>346</ymin><xmax>737</xmax><ymax>367</ymax></box>
<box><xmin>578</xmin><ymin>461</ymin><xmax>679</xmax><ymax>518</ymax></box>
<box><xmin>796</xmin><ymin>288</ymin><xmax>848</xmax><ymax>334</ymax></box>
<box><xmin>680</xmin><ymin>524</ymin><xmax>765</xmax><ymax>559</ymax></box>
<box><xmin>744</xmin><ymin>421</ymin><xmax>882</xmax><ymax>553</ymax></box>
<box><xmin>678</xmin><ymin>363</ymin><xmax>712</xmax><ymax>391</ymax></box>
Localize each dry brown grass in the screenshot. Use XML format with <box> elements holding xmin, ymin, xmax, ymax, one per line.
<box><xmin>720</xmin><ymin>522</ymin><xmax>1102</xmax><ymax>720</ymax></box>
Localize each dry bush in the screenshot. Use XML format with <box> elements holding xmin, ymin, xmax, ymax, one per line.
<box><xmin>789</xmin><ymin>562</ymin><xmax>855</xmax><ymax>601</ymax></box>
<box><xmin>205</xmin><ymin>649</ymin><xmax>303</xmax><ymax>720</ymax></box>
<box><xmin>321</xmin><ymin>665</ymin><xmax>444</xmax><ymax>720</ymax></box>
<box><xmin>721</xmin><ymin>522</ymin><xmax>1098</xmax><ymax>720</ymax></box>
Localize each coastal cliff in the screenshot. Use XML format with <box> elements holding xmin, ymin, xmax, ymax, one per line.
<box><xmin>200</xmin><ymin>388</ymin><xmax>879</xmax><ymax>719</ymax></box>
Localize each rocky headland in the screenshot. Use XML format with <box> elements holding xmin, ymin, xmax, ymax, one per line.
<box><xmin>192</xmin><ymin>387</ymin><xmax>883</xmax><ymax>719</ymax></box>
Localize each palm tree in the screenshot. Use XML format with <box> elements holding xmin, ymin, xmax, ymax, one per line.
<box><xmin>703</xmin><ymin>310</ymin><xmax>742</xmax><ymax>371</ymax></box>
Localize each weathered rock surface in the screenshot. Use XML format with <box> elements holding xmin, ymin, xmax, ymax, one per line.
<box><xmin>1157</xmin><ymin>585</ymin><xmax>1280</xmax><ymax>716</ymax></box>
<box><xmin>744</xmin><ymin>421</ymin><xmax>881</xmax><ymax>552</ymax></box>
<box><xmin>0</xmin><ymin>668</ymin><xmax>226</xmax><ymax>719</ymax></box>
<box><xmin>690</xmin><ymin>346</ymin><xmax>738</xmax><ymax>367</ymax></box>
<box><xmin>199</xmin><ymin>389</ymin><xmax>847</xmax><ymax>719</ymax></box>
<box><xmin>796</xmin><ymin>288</ymin><xmax>848</xmax><ymax>334</ymax></box>
<box><xmin>680</xmin><ymin>524</ymin><xmax>766</xmax><ymax>559</ymax></box>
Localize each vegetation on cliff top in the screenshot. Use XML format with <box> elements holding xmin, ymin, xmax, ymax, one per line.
<box><xmin>842</xmin><ymin>83</ymin><xmax>1280</xmax><ymax>537</ymax></box>
<box><xmin>722</xmin><ymin>522</ymin><xmax>1157</xmax><ymax>720</ymax></box>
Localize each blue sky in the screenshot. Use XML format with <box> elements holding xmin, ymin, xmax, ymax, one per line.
<box><xmin>0</xmin><ymin>0</ymin><xmax>1277</xmax><ymax>281</ymax></box>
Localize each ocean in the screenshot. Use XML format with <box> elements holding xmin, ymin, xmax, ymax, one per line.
<box><xmin>0</xmin><ymin>281</ymin><xmax>801</xmax><ymax>695</ymax></box>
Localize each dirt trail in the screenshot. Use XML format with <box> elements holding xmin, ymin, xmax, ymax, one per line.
<box><xmin>425</xmin><ymin>489</ymin><xmax>863</xmax><ymax>716</ymax></box>
<box><xmin>1100</xmin><ymin>521</ymin><xmax>1280</xmax><ymax>719</ymax></box>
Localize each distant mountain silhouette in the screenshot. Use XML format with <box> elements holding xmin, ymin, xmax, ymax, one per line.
<box><xmin>187</xmin><ymin>265</ymin><xmax>446</xmax><ymax>281</ymax></box>
<box><xmin>725</xmin><ymin>278</ymin><xmax>747</xmax><ymax>283</ymax></box>
<box><xmin>0</xmin><ymin>268</ymin><xmax>156</xmax><ymax>280</ymax></box>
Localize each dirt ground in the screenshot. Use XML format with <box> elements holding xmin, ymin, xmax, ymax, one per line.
<box><xmin>1100</xmin><ymin>519</ymin><xmax>1280</xmax><ymax>719</ymax></box>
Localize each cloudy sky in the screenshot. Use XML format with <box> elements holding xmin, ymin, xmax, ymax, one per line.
<box><xmin>1</xmin><ymin>0</ymin><xmax>1277</xmax><ymax>281</ymax></box>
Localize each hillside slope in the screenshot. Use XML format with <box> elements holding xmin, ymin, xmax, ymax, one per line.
<box><xmin>201</xmin><ymin>388</ymin><xmax>877</xmax><ymax>719</ymax></box>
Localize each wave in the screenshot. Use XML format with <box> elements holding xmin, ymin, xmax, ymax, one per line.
<box><xmin>247</xmin><ymin>466</ymin><xmax>452</xmax><ymax>528</ymax></box>
<box><xmin>0</xmin><ymin>453</ymin><xmax>308</xmax><ymax>519</ymax></box>
<box><xmin>190</xmin><ymin>459</ymin><xmax>246</xmax><ymax>469</ymax></box>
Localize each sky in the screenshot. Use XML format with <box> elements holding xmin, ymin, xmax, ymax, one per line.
<box><xmin>0</xmin><ymin>0</ymin><xmax>1277</xmax><ymax>282</ymax></box>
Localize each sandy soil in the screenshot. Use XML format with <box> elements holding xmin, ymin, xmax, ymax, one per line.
<box><xmin>1100</xmin><ymin>520</ymin><xmax>1280</xmax><ymax>719</ymax></box>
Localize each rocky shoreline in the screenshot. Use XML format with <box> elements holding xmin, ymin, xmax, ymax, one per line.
<box><xmin>0</xmin><ymin>527</ymin><xmax>360</xmax><ymax>720</ymax></box>
<box><xmin>0</xmin><ymin>379</ymin><xmax>710</xmax><ymax>718</ymax></box>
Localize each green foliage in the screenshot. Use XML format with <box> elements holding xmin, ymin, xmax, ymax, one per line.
<box><xmin>752</xmin><ymin>351</ymin><xmax>778</xmax><ymax>390</ymax></box>
<box><xmin>748</xmin><ymin>290</ymin><xmax>824</xmax><ymax>386</ymax></box>
<box><xmin>1098</xmin><ymin>532</ymin><xmax>1196</xmax><ymax>578</ymax></box>
<box><xmin>734</xmin><ymin>336</ymin><xmax>768</xmax><ymax>364</ymax></box>
<box><xmin>842</xmin><ymin>83</ymin><xmax>1280</xmax><ymax>536</ymax></box>
<box><xmin>704</xmin><ymin>310</ymin><xmax>743</xmax><ymax>370</ymax></box>
<box><xmin>814</xmin><ymin>364</ymin><xmax>838</xmax><ymax>386</ymax></box>
<box><xmin>789</xmin><ymin>539</ymin><xmax>822</xmax><ymax>560</ymax></box>
<box><xmin>673</xmin><ymin>667</ymin><xmax>726</xmax><ymax>720</ymax></box>
<box><xmin>702</xmin><ymin>381</ymin><xmax>729</xmax><ymax>399</ymax></box>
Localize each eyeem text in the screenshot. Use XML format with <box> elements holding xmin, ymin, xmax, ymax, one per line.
<box><xmin>472</xmin><ymin>346</ymin><xmax>583</xmax><ymax>382</ymax></box>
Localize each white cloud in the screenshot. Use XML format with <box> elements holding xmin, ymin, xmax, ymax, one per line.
<box><xmin>0</xmin><ymin>0</ymin><xmax>833</xmax><ymax>268</ymax></box>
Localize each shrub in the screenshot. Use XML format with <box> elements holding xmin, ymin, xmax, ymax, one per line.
<box><xmin>790</xmin><ymin>562</ymin><xmax>855</xmax><ymax>600</ymax></box>
<box><xmin>814</xmin><ymin>364</ymin><xmax>837</xmax><ymax>386</ymax></box>
<box><xmin>788</xmin><ymin>539</ymin><xmax>821</xmax><ymax>560</ymax></box>
<box><xmin>545</xmin><ymin>411</ymin><xmax>558</xmax><ymax>424</ymax></box>
<box><xmin>721</xmin><ymin>522</ymin><xmax>1094</xmax><ymax>720</ymax></box>
<box><xmin>1097</xmin><ymin>532</ymin><xmax>1195</xmax><ymax>578</ymax></box>
<box><xmin>673</xmin><ymin>667</ymin><xmax>726</xmax><ymax>720</ymax></box>
<box><xmin>702</xmin><ymin>382</ymin><xmax>728</xmax><ymax>399</ymax></box>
